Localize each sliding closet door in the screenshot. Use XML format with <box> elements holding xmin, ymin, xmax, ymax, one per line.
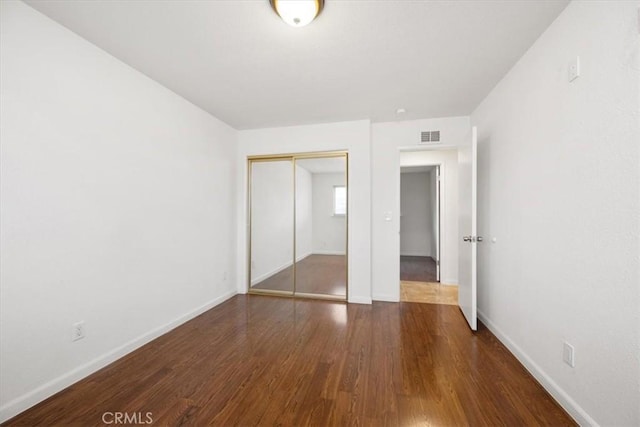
<box><xmin>248</xmin><ymin>152</ymin><xmax>347</xmax><ymax>301</ymax></box>
<box><xmin>249</xmin><ymin>159</ymin><xmax>294</xmax><ymax>295</ymax></box>
<box><xmin>294</xmin><ymin>156</ymin><xmax>347</xmax><ymax>299</ymax></box>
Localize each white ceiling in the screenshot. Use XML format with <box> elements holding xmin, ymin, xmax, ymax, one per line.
<box><xmin>24</xmin><ymin>0</ymin><xmax>569</xmax><ymax>130</ymax></box>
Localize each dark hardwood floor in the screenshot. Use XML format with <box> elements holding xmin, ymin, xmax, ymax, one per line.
<box><xmin>252</xmin><ymin>254</ymin><xmax>346</xmax><ymax>296</ymax></box>
<box><xmin>3</xmin><ymin>295</ymin><xmax>575</xmax><ymax>426</ymax></box>
<box><xmin>400</xmin><ymin>255</ymin><xmax>438</xmax><ymax>282</ymax></box>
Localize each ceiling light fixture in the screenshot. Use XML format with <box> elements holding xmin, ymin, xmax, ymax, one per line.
<box><xmin>269</xmin><ymin>0</ymin><xmax>324</xmax><ymax>27</ymax></box>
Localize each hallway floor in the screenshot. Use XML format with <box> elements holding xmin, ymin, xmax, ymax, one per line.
<box><xmin>400</xmin><ymin>255</ymin><xmax>437</xmax><ymax>282</ymax></box>
<box><xmin>400</xmin><ymin>281</ymin><xmax>458</xmax><ymax>305</ymax></box>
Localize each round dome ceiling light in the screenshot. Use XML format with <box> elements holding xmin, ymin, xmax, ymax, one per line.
<box><xmin>269</xmin><ymin>0</ymin><xmax>324</xmax><ymax>27</ymax></box>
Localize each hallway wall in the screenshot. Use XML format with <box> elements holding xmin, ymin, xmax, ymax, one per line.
<box><xmin>400</xmin><ymin>171</ymin><xmax>433</xmax><ymax>257</ymax></box>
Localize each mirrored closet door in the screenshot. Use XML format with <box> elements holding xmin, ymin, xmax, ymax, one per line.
<box><xmin>249</xmin><ymin>159</ymin><xmax>295</xmax><ymax>296</ymax></box>
<box><xmin>248</xmin><ymin>152</ymin><xmax>347</xmax><ymax>301</ymax></box>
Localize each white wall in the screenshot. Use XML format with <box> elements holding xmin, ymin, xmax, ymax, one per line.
<box><xmin>400</xmin><ymin>172</ymin><xmax>433</xmax><ymax>257</ymax></box>
<box><xmin>249</xmin><ymin>161</ymin><xmax>295</xmax><ymax>284</ymax></box>
<box><xmin>296</xmin><ymin>165</ymin><xmax>313</xmax><ymax>260</ymax></box>
<box><xmin>471</xmin><ymin>1</ymin><xmax>640</xmax><ymax>425</ymax></box>
<box><xmin>0</xmin><ymin>1</ymin><xmax>237</xmax><ymax>422</ymax></box>
<box><xmin>371</xmin><ymin>117</ymin><xmax>469</xmax><ymax>301</ymax></box>
<box><xmin>312</xmin><ymin>173</ymin><xmax>346</xmax><ymax>255</ymax></box>
<box><xmin>237</xmin><ymin>121</ymin><xmax>371</xmax><ymax>304</ymax></box>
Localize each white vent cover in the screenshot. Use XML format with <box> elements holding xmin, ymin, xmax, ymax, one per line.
<box><xmin>420</xmin><ymin>130</ymin><xmax>441</xmax><ymax>144</ymax></box>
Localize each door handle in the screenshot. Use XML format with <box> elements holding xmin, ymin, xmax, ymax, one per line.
<box><xmin>463</xmin><ymin>236</ymin><xmax>472</xmax><ymax>242</ymax></box>
<box><xmin>463</xmin><ymin>236</ymin><xmax>483</xmax><ymax>242</ymax></box>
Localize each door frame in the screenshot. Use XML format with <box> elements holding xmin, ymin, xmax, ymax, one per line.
<box><xmin>397</xmin><ymin>144</ymin><xmax>461</xmax><ymax>293</ymax></box>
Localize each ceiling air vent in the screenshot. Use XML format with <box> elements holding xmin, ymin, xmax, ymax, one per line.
<box><xmin>420</xmin><ymin>130</ymin><xmax>441</xmax><ymax>144</ymax></box>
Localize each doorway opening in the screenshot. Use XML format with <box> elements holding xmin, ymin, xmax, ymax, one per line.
<box><xmin>400</xmin><ymin>165</ymin><xmax>454</xmax><ymax>304</ymax></box>
<box><xmin>398</xmin><ymin>149</ymin><xmax>459</xmax><ymax>305</ymax></box>
<box><xmin>400</xmin><ymin>165</ymin><xmax>440</xmax><ymax>282</ymax></box>
<box><xmin>395</xmin><ymin>128</ymin><xmax>477</xmax><ymax>328</ymax></box>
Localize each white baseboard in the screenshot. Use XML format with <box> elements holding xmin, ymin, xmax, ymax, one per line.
<box><xmin>477</xmin><ymin>309</ymin><xmax>596</xmax><ymax>427</ymax></box>
<box><xmin>0</xmin><ymin>290</ymin><xmax>237</xmax><ymax>424</ymax></box>
<box><xmin>312</xmin><ymin>250</ymin><xmax>346</xmax><ymax>256</ymax></box>
<box><xmin>348</xmin><ymin>296</ymin><xmax>372</xmax><ymax>304</ymax></box>
<box><xmin>250</xmin><ymin>261</ymin><xmax>292</xmax><ymax>286</ymax></box>
<box><xmin>297</xmin><ymin>251</ymin><xmax>313</xmax><ymax>261</ymax></box>
<box><xmin>250</xmin><ymin>253</ymin><xmax>315</xmax><ymax>286</ymax></box>
<box><xmin>400</xmin><ymin>251</ymin><xmax>432</xmax><ymax>257</ymax></box>
<box><xmin>372</xmin><ymin>293</ymin><xmax>400</xmax><ymax>302</ymax></box>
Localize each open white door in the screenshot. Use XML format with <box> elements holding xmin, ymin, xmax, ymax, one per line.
<box><xmin>458</xmin><ymin>126</ymin><xmax>478</xmax><ymax>330</ymax></box>
<box><xmin>435</xmin><ymin>166</ymin><xmax>441</xmax><ymax>282</ymax></box>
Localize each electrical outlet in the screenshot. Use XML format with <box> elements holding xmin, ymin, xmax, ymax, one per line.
<box><xmin>72</xmin><ymin>321</ymin><xmax>85</xmax><ymax>342</ymax></box>
<box><xmin>562</xmin><ymin>342</ymin><xmax>575</xmax><ymax>367</ymax></box>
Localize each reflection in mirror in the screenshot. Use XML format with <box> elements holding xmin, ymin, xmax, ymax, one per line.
<box><xmin>295</xmin><ymin>156</ymin><xmax>347</xmax><ymax>298</ymax></box>
<box><xmin>250</xmin><ymin>160</ymin><xmax>294</xmax><ymax>294</ymax></box>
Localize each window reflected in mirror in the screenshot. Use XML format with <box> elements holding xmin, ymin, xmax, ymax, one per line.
<box><xmin>295</xmin><ymin>156</ymin><xmax>347</xmax><ymax>298</ymax></box>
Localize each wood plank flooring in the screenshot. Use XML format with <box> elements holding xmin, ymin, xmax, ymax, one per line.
<box><xmin>400</xmin><ymin>281</ymin><xmax>458</xmax><ymax>305</ymax></box>
<box><xmin>400</xmin><ymin>256</ymin><xmax>437</xmax><ymax>282</ymax></box>
<box><xmin>3</xmin><ymin>295</ymin><xmax>575</xmax><ymax>426</ymax></box>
